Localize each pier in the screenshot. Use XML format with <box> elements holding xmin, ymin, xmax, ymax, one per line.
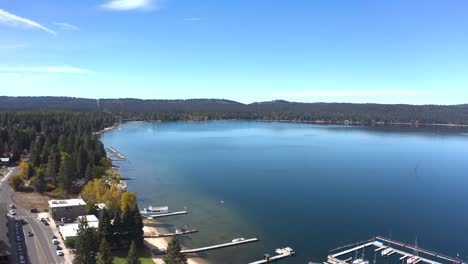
<box><xmin>144</xmin><ymin>211</ymin><xmax>188</xmax><ymax>219</ymax></box>
<box><xmin>144</xmin><ymin>229</ymin><xmax>198</xmax><ymax>238</ymax></box>
<box><xmin>324</xmin><ymin>237</ymin><xmax>468</xmax><ymax>264</ymax></box>
<box><xmin>180</xmin><ymin>238</ymin><xmax>259</xmax><ymax>254</ymax></box>
<box><xmin>249</xmin><ymin>247</ymin><xmax>295</xmax><ymax>264</ymax></box>
<box><xmin>376</xmin><ymin>236</ymin><xmax>467</xmax><ymax>264</ymax></box>
<box><xmin>106</xmin><ymin>146</ymin><xmax>126</xmax><ymax>160</ymax></box>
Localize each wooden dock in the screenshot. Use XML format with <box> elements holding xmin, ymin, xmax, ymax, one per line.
<box><xmin>249</xmin><ymin>248</ymin><xmax>295</xmax><ymax>264</ymax></box>
<box><xmin>144</xmin><ymin>229</ymin><xmax>198</xmax><ymax>238</ymax></box>
<box><xmin>106</xmin><ymin>146</ymin><xmax>126</xmax><ymax>160</ymax></box>
<box><xmin>145</xmin><ymin>211</ymin><xmax>188</xmax><ymax>219</ymax></box>
<box><xmin>180</xmin><ymin>238</ymin><xmax>259</xmax><ymax>254</ymax></box>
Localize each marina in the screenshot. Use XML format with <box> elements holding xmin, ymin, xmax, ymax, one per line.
<box><xmin>326</xmin><ymin>237</ymin><xmax>467</xmax><ymax>264</ymax></box>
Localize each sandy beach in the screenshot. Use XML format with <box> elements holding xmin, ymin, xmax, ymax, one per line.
<box><xmin>143</xmin><ymin>220</ymin><xmax>209</xmax><ymax>264</ymax></box>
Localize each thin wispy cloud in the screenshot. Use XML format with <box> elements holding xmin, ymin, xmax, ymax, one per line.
<box><xmin>184</xmin><ymin>18</ymin><xmax>201</xmax><ymax>21</ymax></box>
<box><xmin>0</xmin><ymin>9</ymin><xmax>56</xmax><ymax>35</ymax></box>
<box><xmin>0</xmin><ymin>66</ymin><xmax>91</xmax><ymax>74</ymax></box>
<box><xmin>101</xmin><ymin>0</ymin><xmax>160</xmax><ymax>11</ymax></box>
<box><xmin>274</xmin><ymin>90</ymin><xmax>432</xmax><ymax>97</ymax></box>
<box><xmin>53</xmin><ymin>22</ymin><xmax>80</xmax><ymax>31</ymax></box>
<box><xmin>0</xmin><ymin>44</ymin><xmax>26</xmax><ymax>49</ymax></box>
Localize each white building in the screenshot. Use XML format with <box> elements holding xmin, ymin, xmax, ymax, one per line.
<box><xmin>59</xmin><ymin>215</ymin><xmax>99</xmax><ymax>241</ymax></box>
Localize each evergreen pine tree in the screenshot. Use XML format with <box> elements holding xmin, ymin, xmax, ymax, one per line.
<box><xmin>96</xmin><ymin>238</ymin><xmax>113</xmax><ymax>264</ymax></box>
<box><xmin>112</xmin><ymin>211</ymin><xmax>123</xmax><ymax>246</ymax></box>
<box><xmin>32</xmin><ymin>168</ymin><xmax>47</xmax><ymax>193</ymax></box>
<box><xmin>132</xmin><ymin>206</ymin><xmax>144</xmax><ymax>248</ymax></box>
<box><xmin>85</xmin><ymin>163</ymin><xmax>93</xmax><ymax>181</ymax></box>
<box><xmin>58</xmin><ymin>152</ymin><xmax>76</xmax><ymax>194</ymax></box>
<box><xmin>98</xmin><ymin>209</ymin><xmax>112</xmax><ymax>244</ymax></box>
<box><xmin>126</xmin><ymin>241</ymin><xmax>141</xmax><ymax>264</ymax></box>
<box><xmin>47</xmin><ymin>145</ymin><xmax>59</xmax><ymax>179</ymax></box>
<box><xmin>122</xmin><ymin>204</ymin><xmax>134</xmax><ymax>241</ymax></box>
<box><xmin>163</xmin><ymin>236</ymin><xmax>187</xmax><ymax>264</ymax></box>
<box><xmin>74</xmin><ymin>218</ymin><xmax>99</xmax><ymax>264</ymax></box>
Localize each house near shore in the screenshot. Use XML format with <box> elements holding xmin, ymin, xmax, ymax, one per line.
<box><xmin>59</xmin><ymin>215</ymin><xmax>99</xmax><ymax>242</ymax></box>
<box><xmin>48</xmin><ymin>199</ymin><xmax>86</xmax><ymax>221</ymax></box>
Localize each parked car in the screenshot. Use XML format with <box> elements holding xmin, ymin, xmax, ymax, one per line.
<box><xmin>9</xmin><ymin>204</ymin><xmax>15</xmax><ymax>209</ymax></box>
<box><xmin>9</xmin><ymin>209</ymin><xmax>16</xmax><ymax>215</ymax></box>
<box><xmin>56</xmin><ymin>250</ymin><xmax>64</xmax><ymax>256</ymax></box>
<box><xmin>30</xmin><ymin>208</ymin><xmax>38</xmax><ymax>213</ymax></box>
<box><xmin>18</xmin><ymin>253</ymin><xmax>26</xmax><ymax>264</ymax></box>
<box><xmin>17</xmin><ymin>243</ymin><xmax>23</xmax><ymax>252</ymax></box>
<box><xmin>52</xmin><ymin>238</ymin><xmax>59</xmax><ymax>245</ymax></box>
<box><xmin>60</xmin><ymin>217</ymin><xmax>67</xmax><ymax>223</ymax></box>
<box><xmin>27</xmin><ymin>231</ymin><xmax>33</xmax><ymax>237</ymax></box>
<box><xmin>16</xmin><ymin>235</ymin><xmax>22</xmax><ymax>242</ymax></box>
<box><xmin>55</xmin><ymin>245</ymin><xmax>62</xmax><ymax>250</ymax></box>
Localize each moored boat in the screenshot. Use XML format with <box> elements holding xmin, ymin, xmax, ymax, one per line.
<box><xmin>381</xmin><ymin>247</ymin><xmax>394</xmax><ymax>256</ymax></box>
<box><xmin>140</xmin><ymin>205</ymin><xmax>169</xmax><ymax>216</ymax></box>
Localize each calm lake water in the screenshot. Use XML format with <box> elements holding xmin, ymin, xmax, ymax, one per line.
<box><xmin>101</xmin><ymin>121</ymin><xmax>468</xmax><ymax>263</ymax></box>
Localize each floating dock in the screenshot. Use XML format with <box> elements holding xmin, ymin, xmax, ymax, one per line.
<box><xmin>144</xmin><ymin>229</ymin><xmax>198</xmax><ymax>238</ymax></box>
<box><xmin>106</xmin><ymin>146</ymin><xmax>126</xmax><ymax>160</ymax></box>
<box><xmin>376</xmin><ymin>236</ymin><xmax>467</xmax><ymax>264</ymax></box>
<box><xmin>324</xmin><ymin>237</ymin><xmax>468</xmax><ymax>264</ymax></box>
<box><xmin>180</xmin><ymin>238</ymin><xmax>259</xmax><ymax>254</ymax></box>
<box><xmin>249</xmin><ymin>247</ymin><xmax>295</xmax><ymax>264</ymax></box>
<box><xmin>145</xmin><ymin>211</ymin><xmax>188</xmax><ymax>219</ymax></box>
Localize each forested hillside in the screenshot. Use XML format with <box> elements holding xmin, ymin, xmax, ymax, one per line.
<box><xmin>1</xmin><ymin>96</ymin><xmax>468</xmax><ymax>124</ymax></box>
<box><xmin>0</xmin><ymin>111</ymin><xmax>117</xmax><ymax>194</ymax></box>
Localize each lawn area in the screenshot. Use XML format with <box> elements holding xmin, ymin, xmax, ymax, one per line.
<box><xmin>112</xmin><ymin>247</ymin><xmax>154</xmax><ymax>264</ymax></box>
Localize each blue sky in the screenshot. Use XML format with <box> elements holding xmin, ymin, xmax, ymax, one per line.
<box><xmin>0</xmin><ymin>0</ymin><xmax>467</xmax><ymax>104</ymax></box>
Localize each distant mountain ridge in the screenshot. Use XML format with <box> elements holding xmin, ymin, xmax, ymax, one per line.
<box><xmin>1</xmin><ymin>96</ymin><xmax>468</xmax><ymax>125</ymax></box>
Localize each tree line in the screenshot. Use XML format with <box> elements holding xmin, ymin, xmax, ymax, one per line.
<box><xmin>2</xmin><ymin>96</ymin><xmax>468</xmax><ymax>125</ymax></box>
<box><xmin>1</xmin><ymin>111</ymin><xmax>117</xmax><ymax>194</ymax></box>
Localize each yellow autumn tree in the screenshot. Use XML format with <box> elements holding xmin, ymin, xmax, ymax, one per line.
<box><xmin>80</xmin><ymin>178</ymin><xmax>124</xmax><ymax>213</ymax></box>
<box><xmin>120</xmin><ymin>192</ymin><xmax>137</xmax><ymax>213</ymax></box>
<box><xmin>19</xmin><ymin>161</ymin><xmax>29</xmax><ymax>178</ymax></box>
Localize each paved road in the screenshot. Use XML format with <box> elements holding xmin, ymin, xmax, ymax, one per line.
<box><xmin>0</xmin><ymin>167</ymin><xmax>65</xmax><ymax>264</ymax></box>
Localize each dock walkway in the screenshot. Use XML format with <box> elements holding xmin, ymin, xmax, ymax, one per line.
<box><xmin>376</xmin><ymin>236</ymin><xmax>467</xmax><ymax>264</ymax></box>
<box><xmin>144</xmin><ymin>211</ymin><xmax>188</xmax><ymax>219</ymax></box>
<box><xmin>181</xmin><ymin>238</ymin><xmax>258</xmax><ymax>254</ymax></box>
<box><xmin>144</xmin><ymin>229</ymin><xmax>198</xmax><ymax>238</ymax></box>
<box><xmin>249</xmin><ymin>248</ymin><xmax>295</xmax><ymax>264</ymax></box>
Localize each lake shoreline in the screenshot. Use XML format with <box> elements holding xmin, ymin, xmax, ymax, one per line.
<box><xmin>143</xmin><ymin>219</ymin><xmax>208</xmax><ymax>264</ymax></box>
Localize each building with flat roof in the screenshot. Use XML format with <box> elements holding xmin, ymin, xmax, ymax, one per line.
<box><xmin>59</xmin><ymin>215</ymin><xmax>99</xmax><ymax>242</ymax></box>
<box><xmin>0</xmin><ymin>158</ymin><xmax>9</xmax><ymax>166</ymax></box>
<box><xmin>48</xmin><ymin>199</ymin><xmax>87</xmax><ymax>220</ymax></box>
<box><xmin>0</xmin><ymin>204</ymin><xmax>11</xmax><ymax>264</ymax></box>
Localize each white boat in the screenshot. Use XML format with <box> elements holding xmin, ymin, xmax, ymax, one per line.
<box><xmin>141</xmin><ymin>205</ymin><xmax>169</xmax><ymax>216</ymax></box>
<box><xmin>407</xmin><ymin>255</ymin><xmax>419</xmax><ymax>264</ymax></box>
<box><xmin>352</xmin><ymin>259</ymin><xmax>369</xmax><ymax>264</ymax></box>
<box><xmin>381</xmin><ymin>247</ymin><xmax>394</xmax><ymax>256</ymax></box>
<box><xmin>232</xmin><ymin>238</ymin><xmax>245</xmax><ymax>243</ymax></box>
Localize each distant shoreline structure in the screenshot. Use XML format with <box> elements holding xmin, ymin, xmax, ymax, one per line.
<box><xmin>95</xmin><ymin>119</ymin><xmax>468</xmax><ymax>136</ymax></box>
